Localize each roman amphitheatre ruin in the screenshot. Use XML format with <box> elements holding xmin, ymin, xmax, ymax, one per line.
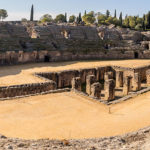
<box><xmin>1</xmin><ymin>22</ymin><xmax>150</xmax><ymax>149</ymax></box>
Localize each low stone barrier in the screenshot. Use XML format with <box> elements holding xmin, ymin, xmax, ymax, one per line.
<box><xmin>0</xmin><ymin>81</ymin><xmax>56</xmax><ymax>99</ymax></box>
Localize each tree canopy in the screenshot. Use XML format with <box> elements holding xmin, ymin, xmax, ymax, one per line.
<box><xmin>69</xmin><ymin>15</ymin><xmax>76</xmax><ymax>23</ymax></box>
<box><xmin>55</xmin><ymin>14</ymin><xmax>66</xmax><ymax>23</ymax></box>
<box><xmin>40</xmin><ymin>14</ymin><xmax>53</xmax><ymax>23</ymax></box>
<box><xmin>0</xmin><ymin>9</ymin><xmax>8</xmax><ymax>21</ymax></box>
<box><xmin>82</xmin><ymin>11</ymin><xmax>96</xmax><ymax>25</ymax></box>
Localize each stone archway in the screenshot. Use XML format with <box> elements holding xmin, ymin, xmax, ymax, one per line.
<box><xmin>134</xmin><ymin>52</ymin><xmax>139</xmax><ymax>59</ymax></box>
<box><xmin>44</xmin><ymin>55</ymin><xmax>50</xmax><ymax>62</ymax></box>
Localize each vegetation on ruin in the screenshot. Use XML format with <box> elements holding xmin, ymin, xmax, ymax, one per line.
<box><xmin>38</xmin><ymin>10</ymin><xmax>150</xmax><ymax>31</ymax></box>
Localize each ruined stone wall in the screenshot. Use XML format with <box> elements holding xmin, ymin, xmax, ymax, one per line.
<box><xmin>0</xmin><ymin>81</ymin><xmax>56</xmax><ymax>99</ymax></box>
<box><xmin>0</xmin><ymin>50</ymin><xmax>136</xmax><ymax>65</ymax></box>
<box><xmin>37</xmin><ymin>66</ymin><xmax>112</xmax><ymax>89</ymax></box>
<box><xmin>0</xmin><ymin>23</ymin><xmax>150</xmax><ymax>65</ymax></box>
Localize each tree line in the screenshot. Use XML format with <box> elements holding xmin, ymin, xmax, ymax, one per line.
<box><xmin>38</xmin><ymin>10</ymin><xmax>150</xmax><ymax>31</ymax></box>
<box><xmin>1</xmin><ymin>7</ymin><xmax>150</xmax><ymax>31</ymax></box>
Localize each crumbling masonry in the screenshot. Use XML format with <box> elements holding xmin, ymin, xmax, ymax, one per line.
<box><xmin>1</xmin><ymin>64</ymin><xmax>150</xmax><ymax>103</ymax></box>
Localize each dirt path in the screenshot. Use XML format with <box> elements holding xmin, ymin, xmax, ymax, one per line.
<box><xmin>1</xmin><ymin>59</ymin><xmax>150</xmax><ymax>86</ymax></box>
<box><xmin>0</xmin><ymin>91</ymin><xmax>150</xmax><ymax>140</ymax></box>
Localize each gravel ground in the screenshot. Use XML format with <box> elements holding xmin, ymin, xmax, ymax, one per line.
<box><xmin>0</xmin><ymin>126</ymin><xmax>150</xmax><ymax>150</ymax></box>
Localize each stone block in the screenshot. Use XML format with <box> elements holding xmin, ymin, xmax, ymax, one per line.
<box><xmin>72</xmin><ymin>77</ymin><xmax>81</xmax><ymax>91</ymax></box>
<box><xmin>123</xmin><ymin>76</ymin><xmax>132</xmax><ymax>96</ymax></box>
<box><xmin>104</xmin><ymin>72</ymin><xmax>113</xmax><ymax>81</ymax></box>
<box><xmin>116</xmin><ymin>71</ymin><xmax>123</xmax><ymax>88</ymax></box>
<box><xmin>90</xmin><ymin>82</ymin><xmax>102</xmax><ymax>99</ymax></box>
<box><xmin>86</xmin><ymin>75</ymin><xmax>96</xmax><ymax>95</ymax></box>
<box><xmin>146</xmin><ymin>69</ymin><xmax>150</xmax><ymax>86</ymax></box>
<box><xmin>104</xmin><ymin>79</ymin><xmax>115</xmax><ymax>101</ymax></box>
<box><xmin>132</xmin><ymin>73</ymin><xmax>141</xmax><ymax>91</ymax></box>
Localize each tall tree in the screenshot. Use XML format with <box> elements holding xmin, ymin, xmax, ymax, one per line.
<box><xmin>114</xmin><ymin>9</ymin><xmax>117</xmax><ymax>18</ymax></box>
<box><xmin>84</xmin><ymin>10</ymin><xmax>87</xmax><ymax>16</ymax></box>
<box><xmin>55</xmin><ymin>14</ymin><xmax>66</xmax><ymax>23</ymax></box>
<box><xmin>78</xmin><ymin>12</ymin><xmax>82</xmax><ymax>23</ymax></box>
<box><xmin>69</xmin><ymin>15</ymin><xmax>76</xmax><ymax>23</ymax></box>
<box><xmin>82</xmin><ymin>11</ymin><xmax>96</xmax><ymax>24</ymax></box>
<box><xmin>119</xmin><ymin>12</ymin><xmax>123</xmax><ymax>26</ymax></box>
<box><xmin>30</xmin><ymin>4</ymin><xmax>34</xmax><ymax>21</ymax></box>
<box><xmin>124</xmin><ymin>17</ymin><xmax>129</xmax><ymax>28</ymax></box>
<box><xmin>65</xmin><ymin>13</ymin><xmax>67</xmax><ymax>22</ymax></box>
<box><xmin>143</xmin><ymin>14</ymin><xmax>146</xmax><ymax>30</ymax></box>
<box><xmin>40</xmin><ymin>14</ymin><xmax>53</xmax><ymax>23</ymax></box>
<box><xmin>0</xmin><ymin>9</ymin><xmax>8</xmax><ymax>21</ymax></box>
<box><xmin>142</xmin><ymin>20</ymin><xmax>145</xmax><ymax>30</ymax></box>
<box><xmin>147</xmin><ymin>11</ymin><xmax>150</xmax><ymax>29</ymax></box>
<box><xmin>106</xmin><ymin>10</ymin><xmax>110</xmax><ymax>18</ymax></box>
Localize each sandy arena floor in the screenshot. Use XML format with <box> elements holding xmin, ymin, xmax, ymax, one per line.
<box><xmin>0</xmin><ymin>91</ymin><xmax>150</xmax><ymax>140</ymax></box>
<box><xmin>1</xmin><ymin>59</ymin><xmax>150</xmax><ymax>86</ymax></box>
<box><xmin>1</xmin><ymin>59</ymin><xmax>150</xmax><ymax>140</ymax></box>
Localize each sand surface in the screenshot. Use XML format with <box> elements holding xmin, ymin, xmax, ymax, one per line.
<box><xmin>1</xmin><ymin>59</ymin><xmax>150</xmax><ymax>86</ymax></box>
<box><xmin>1</xmin><ymin>60</ymin><xmax>150</xmax><ymax>140</ymax></box>
<box><xmin>0</xmin><ymin>91</ymin><xmax>149</xmax><ymax>140</ymax></box>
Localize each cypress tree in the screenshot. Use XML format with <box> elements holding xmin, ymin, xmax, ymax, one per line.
<box><xmin>147</xmin><ymin>11</ymin><xmax>150</xmax><ymax>29</ymax></box>
<box><xmin>78</xmin><ymin>12</ymin><xmax>82</xmax><ymax>22</ymax></box>
<box><xmin>65</xmin><ymin>12</ymin><xmax>67</xmax><ymax>22</ymax></box>
<box><xmin>114</xmin><ymin>9</ymin><xmax>117</xmax><ymax>18</ymax></box>
<box><xmin>119</xmin><ymin>12</ymin><xmax>123</xmax><ymax>26</ymax></box>
<box><xmin>143</xmin><ymin>14</ymin><xmax>146</xmax><ymax>30</ymax></box>
<box><xmin>84</xmin><ymin>10</ymin><xmax>87</xmax><ymax>16</ymax></box>
<box><xmin>142</xmin><ymin>20</ymin><xmax>145</xmax><ymax>30</ymax></box>
<box><xmin>106</xmin><ymin>10</ymin><xmax>110</xmax><ymax>18</ymax></box>
<box><xmin>30</xmin><ymin>4</ymin><xmax>34</xmax><ymax>21</ymax></box>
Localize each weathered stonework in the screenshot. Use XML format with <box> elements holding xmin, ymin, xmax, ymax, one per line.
<box><xmin>104</xmin><ymin>79</ymin><xmax>115</xmax><ymax>101</ymax></box>
<box><xmin>104</xmin><ymin>72</ymin><xmax>113</xmax><ymax>80</ymax></box>
<box><xmin>0</xmin><ymin>81</ymin><xmax>56</xmax><ymax>99</ymax></box>
<box><xmin>116</xmin><ymin>71</ymin><xmax>123</xmax><ymax>88</ymax></box>
<box><xmin>132</xmin><ymin>73</ymin><xmax>141</xmax><ymax>91</ymax></box>
<box><xmin>90</xmin><ymin>82</ymin><xmax>102</xmax><ymax>99</ymax></box>
<box><xmin>123</xmin><ymin>76</ymin><xmax>131</xmax><ymax>96</ymax></box>
<box><xmin>1</xmin><ymin>64</ymin><xmax>150</xmax><ymax>101</ymax></box>
<box><xmin>86</xmin><ymin>75</ymin><xmax>96</xmax><ymax>95</ymax></box>
<box><xmin>146</xmin><ymin>69</ymin><xmax>150</xmax><ymax>86</ymax></box>
<box><xmin>72</xmin><ymin>77</ymin><xmax>81</xmax><ymax>91</ymax></box>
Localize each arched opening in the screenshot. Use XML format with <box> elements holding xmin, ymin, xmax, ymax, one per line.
<box><xmin>144</xmin><ymin>44</ymin><xmax>149</xmax><ymax>50</ymax></box>
<box><xmin>134</xmin><ymin>52</ymin><xmax>139</xmax><ymax>59</ymax></box>
<box><xmin>44</xmin><ymin>55</ymin><xmax>50</xmax><ymax>62</ymax></box>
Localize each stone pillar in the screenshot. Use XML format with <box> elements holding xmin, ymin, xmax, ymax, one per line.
<box><xmin>104</xmin><ymin>72</ymin><xmax>113</xmax><ymax>80</ymax></box>
<box><xmin>132</xmin><ymin>73</ymin><xmax>141</xmax><ymax>91</ymax></box>
<box><xmin>86</xmin><ymin>75</ymin><xmax>96</xmax><ymax>95</ymax></box>
<box><xmin>72</xmin><ymin>77</ymin><xmax>81</xmax><ymax>91</ymax></box>
<box><xmin>146</xmin><ymin>69</ymin><xmax>150</xmax><ymax>86</ymax></box>
<box><xmin>90</xmin><ymin>82</ymin><xmax>102</xmax><ymax>99</ymax></box>
<box><xmin>104</xmin><ymin>79</ymin><xmax>115</xmax><ymax>101</ymax></box>
<box><xmin>116</xmin><ymin>71</ymin><xmax>123</xmax><ymax>88</ymax></box>
<box><xmin>123</xmin><ymin>76</ymin><xmax>131</xmax><ymax>96</ymax></box>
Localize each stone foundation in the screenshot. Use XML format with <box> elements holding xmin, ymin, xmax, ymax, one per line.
<box><xmin>146</xmin><ymin>69</ymin><xmax>150</xmax><ymax>86</ymax></box>
<box><xmin>1</xmin><ymin>64</ymin><xmax>150</xmax><ymax>101</ymax></box>
<box><xmin>72</xmin><ymin>77</ymin><xmax>81</xmax><ymax>91</ymax></box>
<box><xmin>132</xmin><ymin>73</ymin><xmax>141</xmax><ymax>91</ymax></box>
<box><xmin>90</xmin><ymin>82</ymin><xmax>102</xmax><ymax>99</ymax></box>
<box><xmin>86</xmin><ymin>75</ymin><xmax>96</xmax><ymax>95</ymax></box>
<box><xmin>123</xmin><ymin>76</ymin><xmax>131</xmax><ymax>96</ymax></box>
<box><xmin>116</xmin><ymin>71</ymin><xmax>123</xmax><ymax>88</ymax></box>
<box><xmin>104</xmin><ymin>79</ymin><xmax>115</xmax><ymax>101</ymax></box>
<box><xmin>0</xmin><ymin>81</ymin><xmax>56</xmax><ymax>99</ymax></box>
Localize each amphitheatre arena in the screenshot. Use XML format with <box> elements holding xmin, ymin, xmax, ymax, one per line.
<box><xmin>1</xmin><ymin>22</ymin><xmax>150</xmax><ymax>149</ymax></box>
